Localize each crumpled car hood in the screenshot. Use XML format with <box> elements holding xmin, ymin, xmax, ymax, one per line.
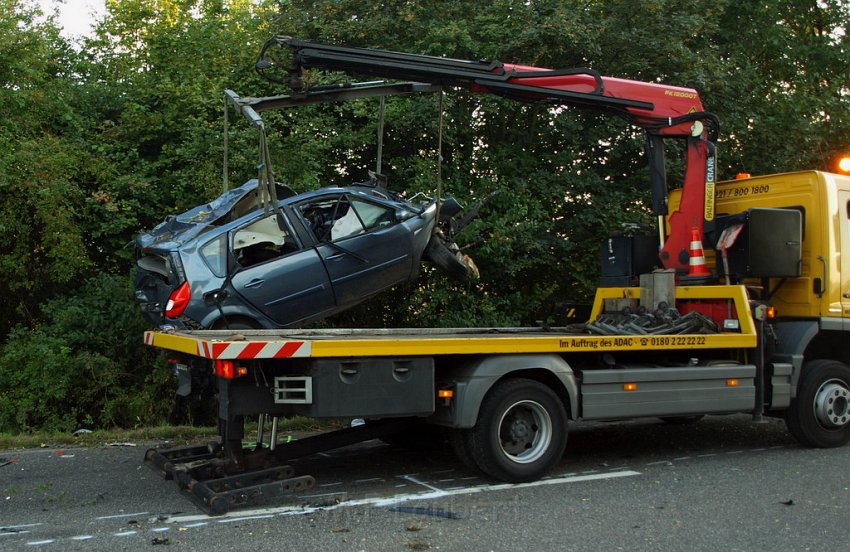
<box><xmin>137</xmin><ymin>179</ymin><xmax>266</xmax><ymax>250</ymax></box>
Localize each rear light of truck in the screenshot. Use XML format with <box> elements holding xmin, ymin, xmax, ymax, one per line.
<box><xmin>165</xmin><ymin>281</ymin><xmax>191</xmax><ymax>318</ymax></box>
<box><xmin>215</xmin><ymin>360</ymin><xmax>248</xmax><ymax>379</ymax></box>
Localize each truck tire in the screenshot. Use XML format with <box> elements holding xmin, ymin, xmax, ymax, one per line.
<box><xmin>785</xmin><ymin>359</ymin><xmax>850</xmax><ymax>448</ymax></box>
<box><xmin>448</xmin><ymin>428</ymin><xmax>479</xmax><ymax>471</ymax></box>
<box><xmin>463</xmin><ymin>378</ymin><xmax>567</xmax><ymax>482</ymax></box>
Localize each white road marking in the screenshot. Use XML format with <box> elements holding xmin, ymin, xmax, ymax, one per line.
<box><xmin>217</xmin><ymin>514</ymin><xmax>274</xmax><ymax>523</ymax></box>
<box><xmin>26</xmin><ymin>540</ymin><xmax>55</xmax><ymax>545</ymax></box>
<box><xmin>95</xmin><ymin>511</ymin><xmax>148</xmax><ymax>520</ymax></box>
<box><xmin>354</xmin><ymin>478</ymin><xmax>383</xmax><ymax>484</ymax></box>
<box><xmin>70</xmin><ymin>535</ymin><xmax>94</xmax><ymax>541</ymax></box>
<box><xmin>114</xmin><ymin>531</ymin><xmax>137</xmax><ymax>537</ymax></box>
<box><xmin>166</xmin><ymin>470</ymin><xmax>642</xmax><ymax>524</ymax></box>
<box><xmin>401</xmin><ymin>475</ymin><xmax>444</xmax><ymax>493</ymax></box>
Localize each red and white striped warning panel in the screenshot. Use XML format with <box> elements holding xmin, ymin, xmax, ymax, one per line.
<box><xmin>143</xmin><ymin>331</ymin><xmax>312</xmax><ymax>359</ymax></box>
<box><xmin>196</xmin><ymin>339</ymin><xmax>312</xmax><ymax>360</ymax></box>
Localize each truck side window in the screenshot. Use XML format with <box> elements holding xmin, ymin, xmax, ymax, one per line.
<box><xmin>232</xmin><ymin>212</ymin><xmax>300</xmax><ymax>267</ymax></box>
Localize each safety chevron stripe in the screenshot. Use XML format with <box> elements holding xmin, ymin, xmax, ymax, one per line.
<box><xmin>195</xmin><ymin>339</ymin><xmax>312</xmax><ymax>360</ymax></box>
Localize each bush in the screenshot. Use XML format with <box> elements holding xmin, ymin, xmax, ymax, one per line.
<box><xmin>0</xmin><ymin>273</ymin><xmax>173</xmax><ymax>433</ymax></box>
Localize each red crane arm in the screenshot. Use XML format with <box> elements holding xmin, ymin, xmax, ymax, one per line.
<box><xmin>255</xmin><ymin>37</ymin><xmax>719</xmax><ymax>272</ymax></box>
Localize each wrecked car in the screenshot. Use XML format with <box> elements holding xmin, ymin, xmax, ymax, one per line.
<box><xmin>135</xmin><ymin>176</ymin><xmax>477</xmax><ymax>330</ymax></box>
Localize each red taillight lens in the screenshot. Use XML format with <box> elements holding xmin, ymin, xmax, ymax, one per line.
<box><xmin>165</xmin><ymin>281</ymin><xmax>191</xmax><ymax>318</ymax></box>
<box><xmin>214</xmin><ymin>360</ymin><xmax>247</xmax><ymax>379</ymax></box>
<box><xmin>215</xmin><ymin>360</ymin><xmax>235</xmax><ymax>379</ymax></box>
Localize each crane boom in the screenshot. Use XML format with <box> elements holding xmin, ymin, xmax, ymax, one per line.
<box><xmin>255</xmin><ymin>36</ymin><xmax>720</xmax><ymax>273</ymax></box>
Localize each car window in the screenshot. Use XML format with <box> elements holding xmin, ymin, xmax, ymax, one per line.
<box><xmin>232</xmin><ymin>212</ymin><xmax>300</xmax><ymax>268</ymax></box>
<box><xmin>300</xmin><ymin>195</ymin><xmax>395</xmax><ymax>243</ymax></box>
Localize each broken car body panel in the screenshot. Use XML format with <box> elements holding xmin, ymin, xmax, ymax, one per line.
<box><xmin>135</xmin><ymin>178</ymin><xmax>458</xmax><ymax>330</ymax></box>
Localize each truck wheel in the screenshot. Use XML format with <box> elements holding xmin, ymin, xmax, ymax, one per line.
<box><xmin>785</xmin><ymin>359</ymin><xmax>850</xmax><ymax>448</ymax></box>
<box><xmin>464</xmin><ymin>378</ymin><xmax>567</xmax><ymax>482</ymax></box>
<box><xmin>448</xmin><ymin>428</ymin><xmax>479</xmax><ymax>472</ymax></box>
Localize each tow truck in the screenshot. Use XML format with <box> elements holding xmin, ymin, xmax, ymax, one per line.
<box><xmin>142</xmin><ymin>37</ymin><xmax>850</xmax><ymax>514</ymax></box>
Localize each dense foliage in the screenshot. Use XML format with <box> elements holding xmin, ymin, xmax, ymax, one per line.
<box><xmin>1</xmin><ymin>0</ymin><xmax>848</xmax><ymax>432</ymax></box>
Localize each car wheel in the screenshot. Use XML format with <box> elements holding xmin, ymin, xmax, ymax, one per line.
<box><xmin>425</xmin><ymin>236</ymin><xmax>477</xmax><ymax>281</ymax></box>
<box><xmin>785</xmin><ymin>359</ymin><xmax>850</xmax><ymax>447</ymax></box>
<box><xmin>211</xmin><ymin>317</ymin><xmax>260</xmax><ymax>331</ymax></box>
<box><xmin>461</xmin><ymin>378</ymin><xmax>567</xmax><ymax>482</ymax></box>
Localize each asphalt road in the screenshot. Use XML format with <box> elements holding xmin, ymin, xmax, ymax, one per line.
<box><xmin>1</xmin><ymin>414</ymin><xmax>849</xmax><ymax>551</ymax></box>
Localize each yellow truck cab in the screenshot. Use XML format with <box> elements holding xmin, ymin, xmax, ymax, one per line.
<box><xmin>709</xmin><ymin>171</ymin><xmax>850</xmax><ymax>319</ymax></box>
<box><xmin>671</xmin><ymin>170</ymin><xmax>850</xmax><ymax>420</ymax></box>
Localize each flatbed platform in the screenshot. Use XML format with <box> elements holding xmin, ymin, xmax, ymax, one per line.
<box><xmin>144</xmin><ymin>285</ymin><xmax>757</xmax><ymax>360</ymax></box>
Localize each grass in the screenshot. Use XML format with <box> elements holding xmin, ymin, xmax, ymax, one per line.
<box><xmin>0</xmin><ymin>416</ymin><xmax>337</xmax><ymax>451</ymax></box>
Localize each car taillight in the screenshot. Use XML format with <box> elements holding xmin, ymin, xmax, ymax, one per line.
<box><xmin>165</xmin><ymin>281</ymin><xmax>191</xmax><ymax>318</ymax></box>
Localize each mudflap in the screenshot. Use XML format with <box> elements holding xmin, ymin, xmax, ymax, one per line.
<box><xmin>144</xmin><ymin>443</ymin><xmax>315</xmax><ymax>516</ymax></box>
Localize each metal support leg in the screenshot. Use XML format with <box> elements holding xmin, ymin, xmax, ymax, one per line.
<box><xmin>270</xmin><ymin>417</ymin><xmax>279</xmax><ymax>451</ymax></box>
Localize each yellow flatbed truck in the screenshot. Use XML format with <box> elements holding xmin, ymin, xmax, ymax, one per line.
<box><xmin>143</xmin><ymin>171</ymin><xmax>850</xmax><ymax>515</ymax></box>
<box><xmin>141</xmin><ymin>37</ymin><xmax>850</xmax><ymax>514</ymax></box>
<box><xmin>143</xmin><ymin>282</ymin><xmax>775</xmax><ymax>514</ymax></box>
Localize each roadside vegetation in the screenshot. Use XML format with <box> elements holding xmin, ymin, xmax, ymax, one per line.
<box><xmin>1</xmin><ymin>0</ymin><xmax>848</xmax><ymax>436</ymax></box>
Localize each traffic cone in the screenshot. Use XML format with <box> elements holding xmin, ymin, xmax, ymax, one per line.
<box><xmin>687</xmin><ymin>227</ymin><xmax>710</xmax><ymax>277</ymax></box>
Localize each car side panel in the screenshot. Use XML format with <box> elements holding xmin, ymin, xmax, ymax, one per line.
<box><xmin>230</xmin><ymin>249</ymin><xmax>336</xmax><ymax>326</ymax></box>
<box><xmin>316</xmin><ymin>223</ymin><xmax>414</xmax><ymax>308</ymax></box>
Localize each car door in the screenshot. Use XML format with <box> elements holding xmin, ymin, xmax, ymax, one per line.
<box><xmin>298</xmin><ymin>193</ymin><xmax>415</xmax><ymax>308</ymax></box>
<box><xmin>229</xmin><ymin>210</ymin><xmax>335</xmax><ymax>326</ymax></box>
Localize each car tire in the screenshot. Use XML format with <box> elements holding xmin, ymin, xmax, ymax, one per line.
<box><xmin>211</xmin><ymin>318</ymin><xmax>260</xmax><ymax>331</ymax></box>
<box><xmin>425</xmin><ymin>236</ymin><xmax>475</xmax><ymax>281</ymax></box>
<box><xmin>785</xmin><ymin>359</ymin><xmax>850</xmax><ymax>448</ymax></box>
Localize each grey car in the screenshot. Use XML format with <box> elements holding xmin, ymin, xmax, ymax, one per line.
<box><xmin>135</xmin><ymin>177</ymin><xmax>477</xmax><ymax>330</ymax></box>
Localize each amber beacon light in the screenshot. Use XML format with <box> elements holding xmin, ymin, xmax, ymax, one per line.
<box><xmin>836</xmin><ymin>153</ymin><xmax>850</xmax><ymax>175</ymax></box>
